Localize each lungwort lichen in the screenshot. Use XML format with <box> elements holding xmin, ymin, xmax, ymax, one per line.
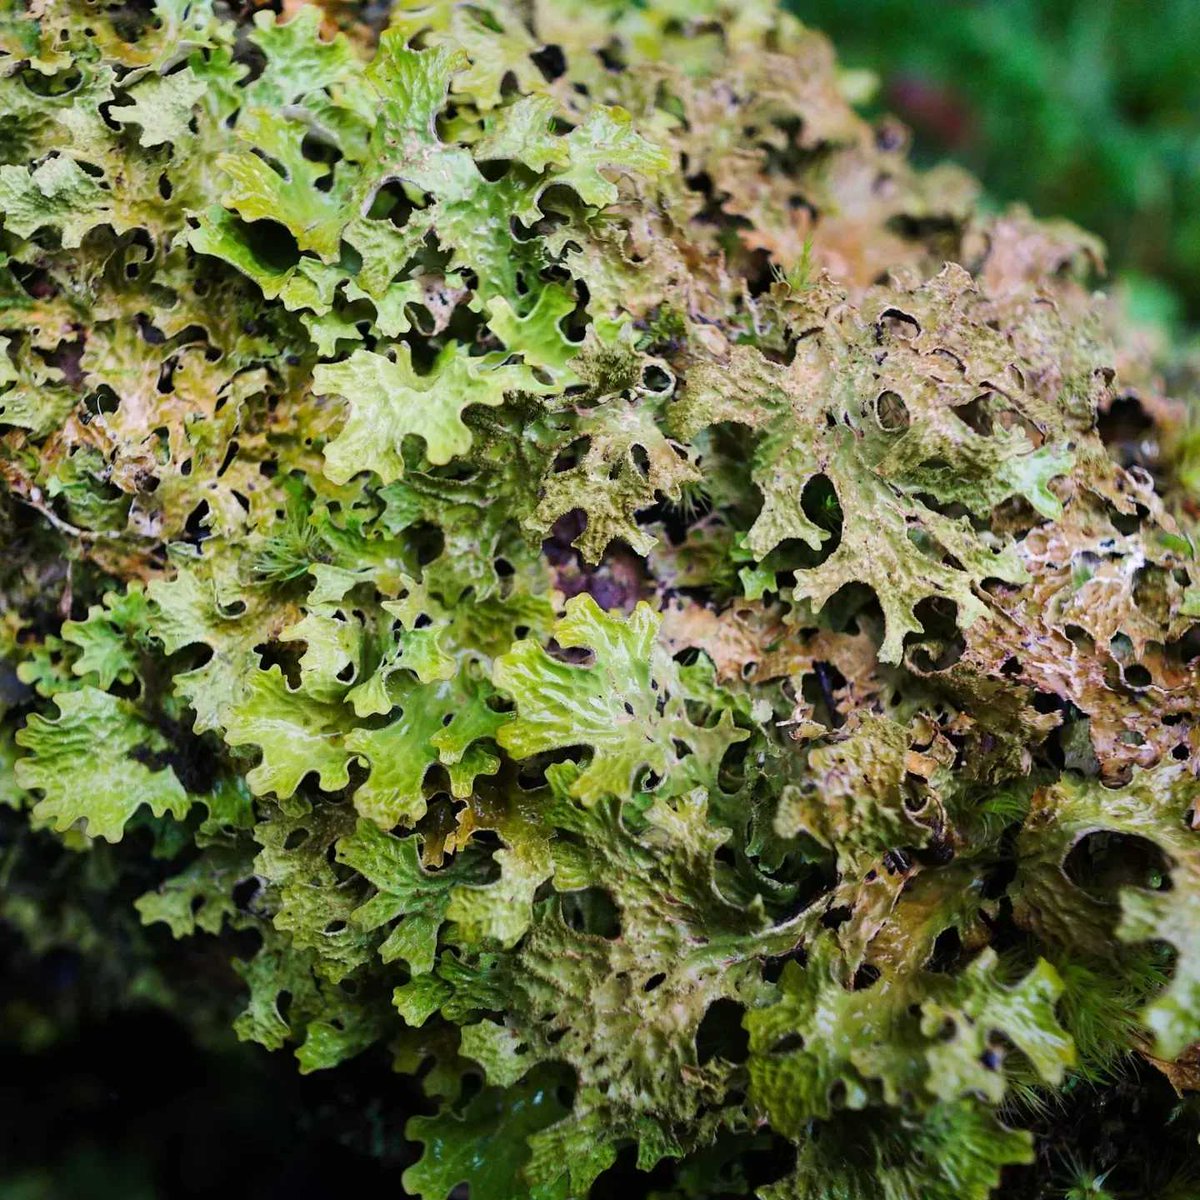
<box><xmin>2</xmin><ymin>1</ymin><xmax>1199</xmax><ymax>1197</ymax></box>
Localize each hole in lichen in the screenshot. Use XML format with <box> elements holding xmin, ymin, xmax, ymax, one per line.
<box><xmin>1064</xmin><ymin>832</ymin><xmax>1172</xmax><ymax>896</ymax></box>
<box><xmin>821</xmin><ymin>905</ymin><xmax>851</xmax><ymax>931</ymax></box>
<box><xmin>696</xmin><ymin>998</ymin><xmax>750</xmax><ymax>1065</ymax></box>
<box><xmin>1123</xmin><ymin>663</ymin><xmax>1152</xmax><ymax>689</ymax></box>
<box><xmin>879</xmin><ymin>308</ymin><xmax>919</xmax><ymax>339</ymax></box>
<box><xmin>255</xmin><ymin>640</ymin><xmax>304</xmax><ymax>690</ymax></box>
<box><xmin>233</xmin><ymin>877</ymin><xmax>261</xmax><ymax>911</ymax></box>
<box><xmin>532</xmin><ymin>43</ymin><xmax>566</xmax><ymax>81</ymax></box>
<box><xmin>873</xmin><ymin>390</ymin><xmax>910</xmax><ymax>432</ymax></box>
<box><xmin>800</xmin><ymin>661</ymin><xmax>848</xmax><ymax>730</ymax></box>
<box><xmin>406</xmin><ymin>520</ymin><xmax>444</xmax><ymax>566</ymax></box>
<box><xmin>926</xmin><ymin>926</ymin><xmax>964</xmax><ymax>973</ymax></box>
<box><xmin>642</xmin><ymin>364</ymin><xmax>672</xmax><ymax>393</ymax></box>
<box><xmin>183</xmin><ymin>500</ymin><xmax>210</xmax><ymax>545</ymax></box>
<box><xmin>851</xmin><ymin>964</ymin><xmax>881</xmax><ymax>991</ymax></box>
<box><xmin>240</xmin><ymin>217</ymin><xmax>300</xmax><ymax>273</ymax></box>
<box><xmin>956</xmin><ymin>394</ymin><xmax>994</xmax><ymax>435</ymax></box>
<box><xmin>561</xmin><ymin>887</ymin><xmax>621</xmax><ymax>939</ymax></box>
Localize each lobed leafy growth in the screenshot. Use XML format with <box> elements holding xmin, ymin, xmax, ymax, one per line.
<box><xmin>1</xmin><ymin>1</ymin><xmax>1199</xmax><ymax>1197</ymax></box>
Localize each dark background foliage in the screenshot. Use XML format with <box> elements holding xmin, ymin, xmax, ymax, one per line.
<box><xmin>4</xmin><ymin>1</ymin><xmax>1200</xmax><ymax>1197</ymax></box>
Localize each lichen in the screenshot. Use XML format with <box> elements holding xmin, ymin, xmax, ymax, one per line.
<box><xmin>2</xmin><ymin>1</ymin><xmax>1198</xmax><ymax>1196</ymax></box>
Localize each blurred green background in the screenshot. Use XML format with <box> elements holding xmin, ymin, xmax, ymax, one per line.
<box><xmin>794</xmin><ymin>0</ymin><xmax>1200</xmax><ymax>332</ymax></box>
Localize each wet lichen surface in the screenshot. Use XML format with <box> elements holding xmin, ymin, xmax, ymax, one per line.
<box><xmin>1</xmin><ymin>2</ymin><xmax>1199</xmax><ymax>1197</ymax></box>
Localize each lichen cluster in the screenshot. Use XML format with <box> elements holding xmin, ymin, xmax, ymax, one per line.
<box><xmin>2</xmin><ymin>1</ymin><xmax>1199</xmax><ymax>1197</ymax></box>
